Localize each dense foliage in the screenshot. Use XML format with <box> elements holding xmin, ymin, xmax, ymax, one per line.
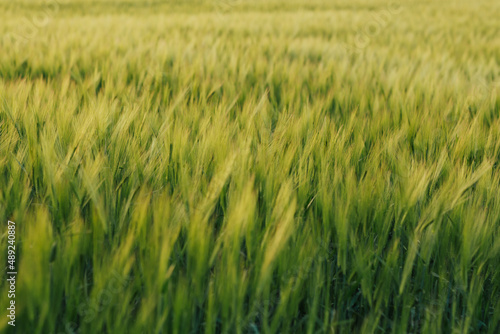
<box><xmin>1</xmin><ymin>0</ymin><xmax>499</xmax><ymax>333</ymax></box>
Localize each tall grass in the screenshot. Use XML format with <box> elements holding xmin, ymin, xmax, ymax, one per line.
<box><xmin>1</xmin><ymin>0</ymin><xmax>500</xmax><ymax>333</ymax></box>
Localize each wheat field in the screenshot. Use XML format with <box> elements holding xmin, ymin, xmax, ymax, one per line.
<box><xmin>1</xmin><ymin>0</ymin><xmax>500</xmax><ymax>333</ymax></box>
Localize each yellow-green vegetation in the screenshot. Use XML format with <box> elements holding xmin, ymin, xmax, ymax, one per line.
<box><xmin>1</xmin><ymin>0</ymin><xmax>500</xmax><ymax>333</ymax></box>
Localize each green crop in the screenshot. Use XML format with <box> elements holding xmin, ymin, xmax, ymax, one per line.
<box><xmin>0</xmin><ymin>0</ymin><xmax>499</xmax><ymax>333</ymax></box>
